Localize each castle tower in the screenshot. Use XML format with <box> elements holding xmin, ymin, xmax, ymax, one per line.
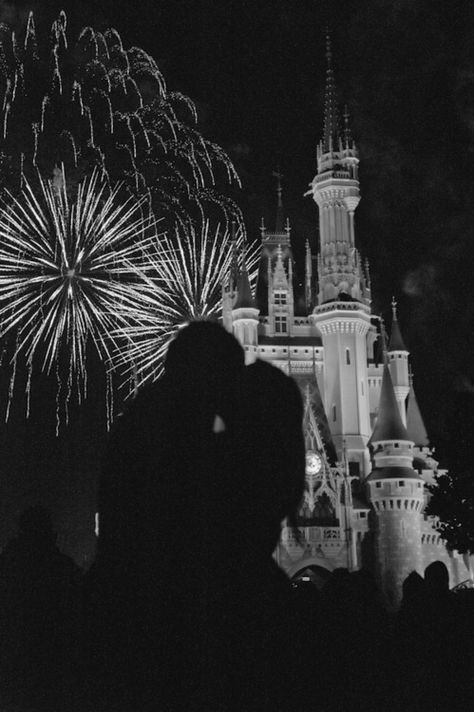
<box><xmin>260</xmin><ymin>171</ymin><xmax>295</xmax><ymax>336</ymax></box>
<box><xmin>221</xmin><ymin>225</ymin><xmax>241</xmax><ymax>332</ymax></box>
<box><xmin>367</xmin><ymin>364</ymin><xmax>424</xmax><ymax>610</ymax></box>
<box><xmin>308</xmin><ymin>35</ymin><xmax>372</xmax><ymax>474</ymax></box>
<box><xmin>406</xmin><ymin>383</ymin><xmax>429</xmax><ymax>449</ymax></box>
<box><xmin>387</xmin><ymin>298</ymin><xmax>409</xmax><ymax>425</ymax></box>
<box><xmin>231</xmin><ymin>259</ymin><xmax>259</xmax><ymax>364</ymax></box>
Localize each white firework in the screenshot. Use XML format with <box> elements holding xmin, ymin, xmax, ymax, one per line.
<box><xmin>0</xmin><ymin>167</ymin><xmax>157</xmax><ymax>413</ymax></box>
<box><xmin>115</xmin><ymin>219</ymin><xmax>260</xmax><ymax>389</ymax></box>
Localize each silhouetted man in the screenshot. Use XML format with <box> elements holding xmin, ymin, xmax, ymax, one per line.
<box><xmin>88</xmin><ymin>321</ymin><xmax>306</xmax><ymax>711</ymax></box>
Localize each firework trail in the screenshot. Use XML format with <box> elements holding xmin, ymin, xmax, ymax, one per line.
<box><xmin>0</xmin><ymin>11</ymin><xmax>241</xmax><ymax>232</ymax></box>
<box><xmin>114</xmin><ymin>221</ymin><xmax>260</xmax><ymax>390</ymax></box>
<box><xmin>0</xmin><ymin>167</ymin><xmax>157</xmax><ymax>424</ymax></box>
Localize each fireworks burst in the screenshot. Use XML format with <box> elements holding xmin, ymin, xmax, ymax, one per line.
<box><xmin>0</xmin><ymin>167</ymin><xmax>157</xmax><ymax>423</ymax></box>
<box><xmin>115</xmin><ymin>221</ymin><xmax>260</xmax><ymax>389</ymax></box>
<box><xmin>0</xmin><ymin>11</ymin><xmax>241</xmax><ymax>231</ymax></box>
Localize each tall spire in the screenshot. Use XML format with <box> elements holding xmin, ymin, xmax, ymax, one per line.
<box><xmin>369</xmin><ymin>364</ymin><xmax>409</xmax><ymax>444</ymax></box>
<box><xmin>323</xmin><ymin>30</ymin><xmax>340</xmax><ymax>153</ymax></box>
<box><xmin>233</xmin><ymin>257</ymin><xmax>256</xmax><ymax>310</ymax></box>
<box><xmin>388</xmin><ymin>297</ymin><xmax>408</xmax><ymax>352</ymax></box>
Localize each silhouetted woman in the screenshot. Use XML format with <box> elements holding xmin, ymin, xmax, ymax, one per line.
<box><xmin>87</xmin><ymin>322</ymin><xmax>306</xmax><ymax>711</ymax></box>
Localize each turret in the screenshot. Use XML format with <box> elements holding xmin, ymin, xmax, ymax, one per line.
<box><xmin>367</xmin><ymin>364</ymin><xmax>424</xmax><ymax>610</ymax></box>
<box><xmin>305</xmin><ymin>34</ymin><xmax>368</xmax><ymax>305</ymax></box>
<box><xmin>260</xmin><ymin>171</ymin><xmax>295</xmax><ymax>332</ymax></box>
<box><xmin>221</xmin><ymin>230</ymin><xmax>240</xmax><ymax>332</ymax></box>
<box><xmin>308</xmin><ymin>35</ymin><xmax>371</xmax><ymax>472</ymax></box>
<box><xmin>231</xmin><ymin>259</ymin><xmax>259</xmax><ymax>364</ymax></box>
<box><xmin>387</xmin><ymin>298</ymin><xmax>409</xmax><ymax>425</ymax></box>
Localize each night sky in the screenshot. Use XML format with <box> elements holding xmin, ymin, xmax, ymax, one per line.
<box><xmin>1</xmin><ymin>0</ymin><xmax>474</xmax><ymax>564</ymax></box>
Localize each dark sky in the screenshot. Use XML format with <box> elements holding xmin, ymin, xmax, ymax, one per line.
<box><xmin>1</xmin><ymin>0</ymin><xmax>474</xmax><ymax>562</ymax></box>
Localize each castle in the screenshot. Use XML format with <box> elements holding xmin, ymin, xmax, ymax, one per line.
<box><xmin>221</xmin><ymin>40</ymin><xmax>471</xmax><ymax>609</ymax></box>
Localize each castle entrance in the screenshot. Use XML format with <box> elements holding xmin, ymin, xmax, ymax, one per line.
<box><xmin>291</xmin><ymin>564</ymin><xmax>332</xmax><ymax>590</ymax></box>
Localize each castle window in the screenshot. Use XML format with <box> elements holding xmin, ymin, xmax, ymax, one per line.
<box><xmin>275</xmin><ymin>316</ymin><xmax>287</xmax><ymax>334</ymax></box>
<box><xmin>274</xmin><ymin>291</ymin><xmax>287</xmax><ymax>306</ymax></box>
<box><xmin>359</xmin><ymin>511</ymin><xmax>367</xmax><ymax>519</ymax></box>
<box><xmin>345</xmin><ymin>348</ymin><xmax>351</xmax><ymax>365</ymax></box>
<box><xmin>376</xmin><ymin>482</ymin><xmax>382</xmax><ymax>489</ymax></box>
<box><xmin>349</xmin><ymin>462</ymin><xmax>360</xmax><ymax>477</ymax></box>
<box><xmin>399</xmin><ymin>480</ymin><xmax>405</xmax><ymax>487</ymax></box>
<box><xmin>361</xmin><ymin>380</ymin><xmax>364</xmax><ymax>396</ymax></box>
<box><xmin>332</xmin><ymin>404</ymin><xmax>337</xmax><ymax>422</ymax></box>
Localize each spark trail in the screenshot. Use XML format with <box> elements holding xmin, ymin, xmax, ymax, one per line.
<box><xmin>0</xmin><ymin>11</ymin><xmax>242</xmax><ymax>234</ymax></box>
<box><xmin>0</xmin><ymin>167</ymin><xmax>157</xmax><ymax>421</ymax></box>
<box><xmin>115</xmin><ymin>220</ymin><xmax>260</xmax><ymax>389</ymax></box>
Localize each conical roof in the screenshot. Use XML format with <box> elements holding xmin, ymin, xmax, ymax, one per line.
<box><xmin>233</xmin><ymin>264</ymin><xmax>256</xmax><ymax>310</ymax></box>
<box><xmin>388</xmin><ymin>314</ymin><xmax>407</xmax><ymax>352</ymax></box>
<box><xmin>369</xmin><ymin>364</ymin><xmax>409</xmax><ymax>444</ymax></box>
<box><xmin>406</xmin><ymin>385</ymin><xmax>429</xmax><ymax>447</ymax></box>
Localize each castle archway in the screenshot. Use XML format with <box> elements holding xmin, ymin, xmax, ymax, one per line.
<box><xmin>289</xmin><ymin>560</ymin><xmax>333</xmax><ymax>590</ymax></box>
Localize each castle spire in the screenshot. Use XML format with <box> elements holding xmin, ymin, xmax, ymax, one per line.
<box><xmin>370</xmin><ymin>364</ymin><xmax>409</xmax><ymax>444</ymax></box>
<box><xmin>388</xmin><ymin>297</ymin><xmax>408</xmax><ymax>352</ymax></box>
<box><xmin>233</xmin><ymin>257</ymin><xmax>256</xmax><ymax>310</ymax></box>
<box><xmin>406</xmin><ymin>385</ymin><xmax>429</xmax><ymax>447</ymax></box>
<box><xmin>323</xmin><ymin>31</ymin><xmax>340</xmax><ymax>153</ymax></box>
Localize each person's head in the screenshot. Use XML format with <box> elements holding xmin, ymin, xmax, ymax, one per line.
<box><xmin>402</xmin><ymin>570</ymin><xmax>426</xmax><ymax>603</ymax></box>
<box><xmin>424</xmin><ymin>561</ymin><xmax>450</xmax><ymax>594</ymax></box>
<box><xmin>165</xmin><ymin>320</ymin><xmax>244</xmax><ymax>380</ymax></box>
<box><xmin>165</xmin><ymin>320</ymin><xmax>245</xmax><ymax>422</ymax></box>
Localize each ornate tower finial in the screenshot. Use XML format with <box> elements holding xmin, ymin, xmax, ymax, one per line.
<box><xmin>272</xmin><ymin>167</ymin><xmax>284</xmax><ymax>233</ymax></box>
<box><xmin>260</xmin><ymin>216</ymin><xmax>266</xmax><ymax>239</ymax></box>
<box><xmin>391</xmin><ymin>295</ymin><xmax>398</xmax><ymax>320</ymax></box>
<box><xmin>272</xmin><ymin>166</ymin><xmax>283</xmax><ymax>206</ymax></box>
<box><xmin>323</xmin><ymin>30</ymin><xmax>340</xmax><ymax>153</ymax></box>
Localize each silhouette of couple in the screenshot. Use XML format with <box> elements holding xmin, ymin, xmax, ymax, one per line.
<box><xmin>90</xmin><ymin>321</ymin><xmax>306</xmax><ymax>711</ymax></box>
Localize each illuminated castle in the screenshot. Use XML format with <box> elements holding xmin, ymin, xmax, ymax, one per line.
<box><xmin>221</xmin><ymin>39</ymin><xmax>470</xmax><ymax>609</ymax></box>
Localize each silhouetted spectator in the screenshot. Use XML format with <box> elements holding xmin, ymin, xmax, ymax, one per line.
<box><xmin>86</xmin><ymin>322</ymin><xmax>306</xmax><ymax>711</ymax></box>
<box><xmin>0</xmin><ymin>505</ymin><xmax>82</xmax><ymax>711</ymax></box>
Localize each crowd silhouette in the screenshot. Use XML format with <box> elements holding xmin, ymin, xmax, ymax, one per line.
<box><xmin>0</xmin><ymin>322</ymin><xmax>472</xmax><ymax>711</ymax></box>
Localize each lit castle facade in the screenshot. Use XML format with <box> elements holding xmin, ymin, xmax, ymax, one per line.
<box><xmin>221</xmin><ymin>40</ymin><xmax>470</xmax><ymax>609</ymax></box>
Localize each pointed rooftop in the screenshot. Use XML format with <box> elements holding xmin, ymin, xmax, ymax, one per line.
<box><xmin>300</xmin><ymin>381</ymin><xmax>337</xmax><ymax>464</ymax></box>
<box><xmin>406</xmin><ymin>385</ymin><xmax>429</xmax><ymax>447</ymax></box>
<box><xmin>260</xmin><ymin>170</ymin><xmax>291</xmax><ymax>246</ymax></box>
<box><xmin>388</xmin><ymin>298</ymin><xmax>408</xmax><ymax>352</ymax></box>
<box><xmin>369</xmin><ymin>364</ymin><xmax>409</xmax><ymax>444</ymax></box>
<box><xmin>322</xmin><ymin>32</ymin><xmax>340</xmax><ymax>153</ymax></box>
<box><xmin>233</xmin><ymin>260</ymin><xmax>256</xmax><ymax>310</ymax></box>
